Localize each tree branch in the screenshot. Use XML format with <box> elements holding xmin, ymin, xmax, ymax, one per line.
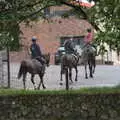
<box><xmin>60</xmin><ymin>0</ymin><xmax>101</xmax><ymax>31</ymax></box>
<box><xmin>18</xmin><ymin>4</ymin><xmax>54</xmax><ymax>23</ymax></box>
<box><xmin>60</xmin><ymin>0</ymin><xmax>88</xmax><ymax>19</ymax></box>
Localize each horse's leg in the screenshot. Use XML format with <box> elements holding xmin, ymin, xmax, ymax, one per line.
<box><xmin>65</xmin><ymin>67</ymin><xmax>69</xmax><ymax>90</ymax></box>
<box><xmin>60</xmin><ymin>64</ymin><xmax>64</xmax><ymax>85</ymax></box>
<box><xmin>92</xmin><ymin>58</ymin><xmax>96</xmax><ymax>74</ymax></box>
<box><xmin>69</xmin><ymin>68</ymin><xmax>73</xmax><ymax>83</ymax></box>
<box><xmin>60</xmin><ymin>69</ymin><xmax>63</xmax><ymax>85</ymax></box>
<box><xmin>38</xmin><ymin>74</ymin><xmax>46</xmax><ymax>89</ymax></box>
<box><xmin>75</xmin><ymin>66</ymin><xmax>78</xmax><ymax>81</ymax></box>
<box><xmin>88</xmin><ymin>61</ymin><xmax>93</xmax><ymax>78</ymax></box>
<box><xmin>23</xmin><ymin>73</ymin><xmax>27</xmax><ymax>90</ymax></box>
<box><xmin>85</xmin><ymin>63</ymin><xmax>88</xmax><ymax>79</ymax></box>
<box><xmin>37</xmin><ymin>75</ymin><xmax>42</xmax><ymax>89</ymax></box>
<box><xmin>60</xmin><ymin>63</ymin><xmax>64</xmax><ymax>81</ymax></box>
<box><xmin>60</xmin><ymin>69</ymin><xmax>63</xmax><ymax>81</ymax></box>
<box><xmin>31</xmin><ymin>74</ymin><xmax>37</xmax><ymax>90</ymax></box>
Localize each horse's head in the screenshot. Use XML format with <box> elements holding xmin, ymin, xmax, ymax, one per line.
<box><xmin>43</xmin><ymin>53</ymin><xmax>50</xmax><ymax>67</ymax></box>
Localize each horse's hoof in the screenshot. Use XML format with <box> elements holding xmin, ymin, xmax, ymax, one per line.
<box><xmin>75</xmin><ymin>79</ymin><xmax>77</xmax><ymax>82</ymax></box>
<box><xmin>85</xmin><ymin>77</ymin><xmax>88</xmax><ymax>79</ymax></box>
<box><xmin>43</xmin><ymin>86</ymin><xmax>46</xmax><ymax>89</ymax></box>
<box><xmin>90</xmin><ymin>75</ymin><xmax>93</xmax><ymax>78</ymax></box>
<box><xmin>60</xmin><ymin>82</ymin><xmax>63</xmax><ymax>86</ymax></box>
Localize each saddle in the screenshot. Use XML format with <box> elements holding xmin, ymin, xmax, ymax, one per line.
<box><xmin>35</xmin><ymin>56</ymin><xmax>46</xmax><ymax>65</ymax></box>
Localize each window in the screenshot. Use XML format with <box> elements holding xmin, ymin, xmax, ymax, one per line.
<box><xmin>44</xmin><ymin>7</ymin><xmax>50</xmax><ymax>17</ymax></box>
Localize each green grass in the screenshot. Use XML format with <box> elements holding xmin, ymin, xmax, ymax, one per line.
<box><xmin>0</xmin><ymin>85</ymin><xmax>120</xmax><ymax>96</ymax></box>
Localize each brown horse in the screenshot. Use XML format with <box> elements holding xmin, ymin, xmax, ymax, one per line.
<box><xmin>17</xmin><ymin>53</ymin><xmax>50</xmax><ymax>90</ymax></box>
<box><xmin>60</xmin><ymin>53</ymin><xmax>81</xmax><ymax>83</ymax></box>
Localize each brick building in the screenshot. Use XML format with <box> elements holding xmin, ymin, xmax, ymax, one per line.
<box><xmin>10</xmin><ymin>5</ymin><xmax>93</xmax><ymax>64</ymax></box>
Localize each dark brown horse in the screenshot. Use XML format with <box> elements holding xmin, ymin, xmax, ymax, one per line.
<box><xmin>81</xmin><ymin>45</ymin><xmax>96</xmax><ymax>79</ymax></box>
<box><xmin>17</xmin><ymin>53</ymin><xmax>50</xmax><ymax>90</ymax></box>
<box><xmin>60</xmin><ymin>53</ymin><xmax>81</xmax><ymax>83</ymax></box>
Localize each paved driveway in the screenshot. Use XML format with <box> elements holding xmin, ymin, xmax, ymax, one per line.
<box><xmin>10</xmin><ymin>63</ymin><xmax>120</xmax><ymax>90</ymax></box>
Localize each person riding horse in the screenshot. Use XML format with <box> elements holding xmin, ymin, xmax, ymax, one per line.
<box><xmin>60</xmin><ymin>38</ymin><xmax>80</xmax><ymax>83</ymax></box>
<box><xmin>30</xmin><ymin>36</ymin><xmax>45</xmax><ymax>65</ymax></box>
<box><xmin>82</xmin><ymin>28</ymin><xmax>96</xmax><ymax>78</ymax></box>
<box><xmin>63</xmin><ymin>38</ymin><xmax>77</xmax><ymax>55</ymax></box>
<box><xmin>83</xmin><ymin>28</ymin><xmax>96</xmax><ymax>55</ymax></box>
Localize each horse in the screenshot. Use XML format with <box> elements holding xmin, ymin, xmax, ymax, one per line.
<box><xmin>17</xmin><ymin>53</ymin><xmax>50</xmax><ymax>90</ymax></box>
<box><xmin>81</xmin><ymin>45</ymin><xmax>96</xmax><ymax>79</ymax></box>
<box><xmin>60</xmin><ymin>52</ymin><xmax>81</xmax><ymax>84</ymax></box>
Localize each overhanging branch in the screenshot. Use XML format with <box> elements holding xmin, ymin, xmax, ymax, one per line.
<box><xmin>18</xmin><ymin>4</ymin><xmax>55</xmax><ymax>23</ymax></box>
<box><xmin>60</xmin><ymin>0</ymin><xmax>101</xmax><ymax>31</ymax></box>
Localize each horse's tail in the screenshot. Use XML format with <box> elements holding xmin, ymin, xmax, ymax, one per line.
<box><xmin>18</xmin><ymin>61</ymin><xmax>26</xmax><ymax>79</ymax></box>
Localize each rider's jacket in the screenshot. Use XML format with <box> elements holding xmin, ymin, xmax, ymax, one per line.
<box><xmin>64</xmin><ymin>40</ymin><xmax>75</xmax><ymax>54</ymax></box>
<box><xmin>30</xmin><ymin>43</ymin><xmax>42</xmax><ymax>59</ymax></box>
<box><xmin>84</xmin><ymin>32</ymin><xmax>93</xmax><ymax>44</ymax></box>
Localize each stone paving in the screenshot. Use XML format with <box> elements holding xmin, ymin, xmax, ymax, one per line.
<box><xmin>8</xmin><ymin>62</ymin><xmax>120</xmax><ymax>90</ymax></box>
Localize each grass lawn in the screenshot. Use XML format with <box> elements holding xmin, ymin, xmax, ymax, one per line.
<box><xmin>0</xmin><ymin>85</ymin><xmax>120</xmax><ymax>96</ymax></box>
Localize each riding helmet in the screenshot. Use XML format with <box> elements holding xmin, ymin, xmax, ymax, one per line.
<box><xmin>32</xmin><ymin>36</ymin><xmax>37</xmax><ymax>41</ymax></box>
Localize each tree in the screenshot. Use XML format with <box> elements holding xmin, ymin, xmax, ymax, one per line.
<box><xmin>0</xmin><ymin>0</ymin><xmax>60</xmax><ymax>50</ymax></box>
<box><xmin>88</xmin><ymin>0</ymin><xmax>120</xmax><ymax>52</ymax></box>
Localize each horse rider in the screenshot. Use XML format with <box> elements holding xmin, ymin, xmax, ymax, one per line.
<box><xmin>30</xmin><ymin>36</ymin><xmax>45</xmax><ymax>65</ymax></box>
<box><xmin>83</xmin><ymin>28</ymin><xmax>96</xmax><ymax>54</ymax></box>
<box><xmin>63</xmin><ymin>38</ymin><xmax>77</xmax><ymax>55</ymax></box>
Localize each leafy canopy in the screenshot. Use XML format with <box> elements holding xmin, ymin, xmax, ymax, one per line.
<box><xmin>0</xmin><ymin>0</ymin><xmax>120</xmax><ymax>53</ymax></box>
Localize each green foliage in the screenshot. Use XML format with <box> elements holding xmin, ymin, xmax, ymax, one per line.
<box><xmin>0</xmin><ymin>0</ymin><xmax>60</xmax><ymax>51</ymax></box>
<box><xmin>87</xmin><ymin>0</ymin><xmax>120</xmax><ymax>53</ymax></box>
<box><xmin>0</xmin><ymin>21</ymin><xmax>21</xmax><ymax>50</ymax></box>
<box><xmin>0</xmin><ymin>0</ymin><xmax>120</xmax><ymax>53</ymax></box>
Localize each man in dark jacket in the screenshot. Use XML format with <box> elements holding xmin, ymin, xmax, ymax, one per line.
<box><xmin>63</xmin><ymin>38</ymin><xmax>76</xmax><ymax>54</ymax></box>
<box><xmin>30</xmin><ymin>36</ymin><xmax>45</xmax><ymax>65</ymax></box>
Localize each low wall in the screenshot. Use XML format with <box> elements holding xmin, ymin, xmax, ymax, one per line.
<box><xmin>0</xmin><ymin>93</ymin><xmax>120</xmax><ymax>120</ymax></box>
